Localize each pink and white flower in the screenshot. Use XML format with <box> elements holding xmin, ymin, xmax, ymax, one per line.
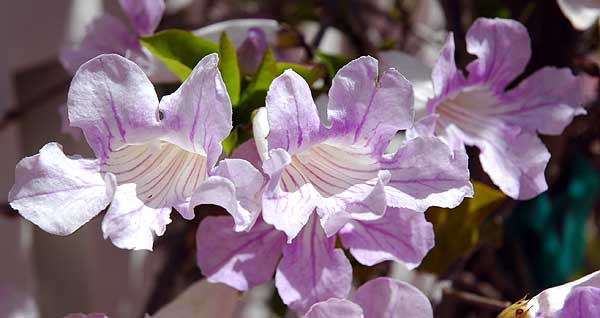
<box><xmin>9</xmin><ymin>53</ymin><xmax>262</xmax><ymax>250</ymax></box>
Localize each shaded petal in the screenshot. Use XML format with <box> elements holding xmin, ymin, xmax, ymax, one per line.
<box><xmin>354</xmin><ymin>278</ymin><xmax>433</xmax><ymax>318</ymax></box>
<box><xmin>465</xmin><ymin>18</ymin><xmax>530</xmax><ymax>92</ymax></box>
<box><xmin>275</xmin><ymin>215</ymin><xmax>352</xmax><ymax>313</ymax></box>
<box><xmin>262</xmin><ymin>149</ymin><xmax>319</xmax><ymax>241</ymax></box>
<box><xmin>196</xmin><ymin>216</ymin><xmax>285</xmax><ymax>291</ymax></box>
<box><xmin>476</xmin><ymin>130</ymin><xmax>550</xmax><ymax>200</ymax></box>
<box><xmin>558</xmin><ymin>287</ymin><xmax>600</xmax><ymax>318</ymax></box>
<box><xmin>328</xmin><ymin>56</ymin><xmax>414</xmax><ymax>150</ymax></box>
<box><xmin>304</xmin><ymin>299</ymin><xmax>364</xmax><ymax>318</ymax></box>
<box><xmin>119</xmin><ymin>0</ymin><xmax>165</xmax><ymax>36</ymax></box>
<box><xmin>430</xmin><ymin>34</ymin><xmax>465</xmax><ymax>111</ymax></box>
<box><xmin>237</xmin><ymin>27</ymin><xmax>268</xmax><ymax>75</ymax></box>
<box><xmin>9</xmin><ymin>143</ymin><xmax>116</xmax><ymax>235</ymax></box>
<box><xmin>192</xmin><ymin>158</ymin><xmax>263</xmax><ymax>230</ymax></box>
<box><xmin>557</xmin><ymin>0</ymin><xmax>600</xmax><ymax>30</ymax></box>
<box><xmin>383</xmin><ymin>137</ymin><xmax>473</xmax><ymax>211</ymax></box>
<box><xmin>101</xmin><ymin>183</ymin><xmax>171</xmax><ymax>250</ymax></box>
<box><xmin>266</xmin><ymin>69</ymin><xmax>325</xmax><ymax>154</ymax></box>
<box><xmin>60</xmin><ymin>15</ymin><xmax>137</xmax><ymax>75</ymax></box>
<box><xmin>339</xmin><ymin>208</ymin><xmax>434</xmax><ymax>268</ymax></box>
<box><xmin>67</xmin><ymin>54</ymin><xmax>162</xmax><ymax>161</ymax></box>
<box><xmin>406</xmin><ymin>114</ymin><xmax>438</xmax><ymax>140</ymax></box>
<box><xmin>502</xmin><ymin>67</ymin><xmax>585</xmax><ymax>135</ymax></box>
<box><xmin>231</xmin><ymin>139</ymin><xmax>263</xmax><ymax>170</ymax></box>
<box><xmin>159</xmin><ymin>53</ymin><xmax>232</xmax><ymax>169</ymax></box>
<box><xmin>252</xmin><ymin>107</ymin><xmax>270</xmax><ymax>162</ymax></box>
<box><xmin>379</xmin><ymin>50</ymin><xmax>434</xmax><ymax>118</ymax></box>
<box><xmin>152</xmin><ymin>279</ymin><xmax>239</xmax><ymax>318</ymax></box>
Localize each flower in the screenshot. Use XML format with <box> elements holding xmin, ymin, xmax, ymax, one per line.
<box><xmin>557</xmin><ymin>0</ymin><xmax>600</xmax><ymax>30</ymax></box>
<box><xmin>498</xmin><ymin>270</ymin><xmax>600</xmax><ymax>318</ymax></box>
<box><xmin>60</xmin><ymin>0</ymin><xmax>167</xmax><ymax>79</ymax></box>
<box><xmin>304</xmin><ymin>277</ymin><xmax>433</xmax><ymax>318</ymax></box>
<box><xmin>255</xmin><ymin>55</ymin><xmax>472</xmax><ymax>241</ymax></box>
<box><xmin>9</xmin><ymin>53</ymin><xmax>262</xmax><ymax>250</ymax></box>
<box><xmin>382</xmin><ymin>17</ymin><xmax>585</xmax><ymax>200</ymax></box>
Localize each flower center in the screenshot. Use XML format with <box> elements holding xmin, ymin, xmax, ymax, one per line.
<box><xmin>102</xmin><ymin>141</ymin><xmax>207</xmax><ymax>208</ymax></box>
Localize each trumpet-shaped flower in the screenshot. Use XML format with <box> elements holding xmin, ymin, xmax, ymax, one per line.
<box><xmin>304</xmin><ymin>277</ymin><xmax>433</xmax><ymax>318</ymax></box>
<box><xmin>254</xmin><ymin>55</ymin><xmax>472</xmax><ymax>241</ymax></box>
<box><xmin>9</xmin><ymin>53</ymin><xmax>262</xmax><ymax>250</ymax></box>
<box><xmin>383</xmin><ymin>18</ymin><xmax>585</xmax><ymax>200</ymax></box>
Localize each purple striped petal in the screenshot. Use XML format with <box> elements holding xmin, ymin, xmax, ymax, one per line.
<box><xmin>119</xmin><ymin>0</ymin><xmax>165</xmax><ymax>36</ymax></box>
<box><xmin>354</xmin><ymin>278</ymin><xmax>433</xmax><ymax>318</ymax></box>
<box><xmin>159</xmin><ymin>53</ymin><xmax>232</xmax><ymax>170</ymax></box>
<box><xmin>328</xmin><ymin>56</ymin><xmax>414</xmax><ymax>151</ymax></box>
<box><xmin>383</xmin><ymin>136</ymin><xmax>473</xmax><ymax>211</ymax></box>
<box><xmin>9</xmin><ymin>143</ymin><xmax>116</xmax><ymax>235</ymax></box>
<box><xmin>304</xmin><ymin>299</ymin><xmax>364</xmax><ymax>318</ymax></box>
<box><xmin>429</xmin><ymin>34</ymin><xmax>465</xmax><ymax>112</ymax></box>
<box><xmin>465</xmin><ymin>18</ymin><xmax>531</xmax><ymax>93</ymax></box>
<box><xmin>67</xmin><ymin>54</ymin><xmax>162</xmax><ymax>161</ymax></box>
<box><xmin>558</xmin><ymin>287</ymin><xmax>600</xmax><ymax>318</ymax></box>
<box><xmin>275</xmin><ymin>215</ymin><xmax>352</xmax><ymax>314</ymax></box>
<box><xmin>101</xmin><ymin>184</ymin><xmax>172</xmax><ymax>250</ymax></box>
<box><xmin>266</xmin><ymin>70</ymin><xmax>326</xmax><ymax>154</ymax></box>
<box><xmin>60</xmin><ymin>15</ymin><xmax>137</xmax><ymax>75</ymax></box>
<box><xmin>196</xmin><ymin>216</ymin><xmax>285</xmax><ymax>291</ymax></box>
<box><xmin>502</xmin><ymin>66</ymin><xmax>585</xmax><ymax>135</ymax></box>
<box><xmin>339</xmin><ymin>208</ymin><xmax>434</xmax><ymax>268</ymax></box>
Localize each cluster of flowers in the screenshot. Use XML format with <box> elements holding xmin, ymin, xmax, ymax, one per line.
<box><xmin>8</xmin><ymin>0</ymin><xmax>596</xmax><ymax>317</ymax></box>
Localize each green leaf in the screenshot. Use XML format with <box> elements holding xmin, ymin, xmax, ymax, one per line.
<box><xmin>315</xmin><ymin>51</ymin><xmax>352</xmax><ymax>78</ymax></box>
<box><xmin>419</xmin><ymin>181</ymin><xmax>506</xmax><ymax>274</ymax></box>
<box><xmin>140</xmin><ymin>29</ymin><xmax>218</xmax><ymax>81</ymax></box>
<box><xmin>218</xmin><ymin>32</ymin><xmax>241</xmax><ymax>106</ymax></box>
<box><xmin>235</xmin><ymin>48</ymin><xmax>278</xmax><ymax>125</ymax></box>
<box><xmin>221</xmin><ymin>127</ymin><xmax>239</xmax><ymax>155</ymax></box>
<box><xmin>275</xmin><ymin>62</ymin><xmax>325</xmax><ymax>85</ymax></box>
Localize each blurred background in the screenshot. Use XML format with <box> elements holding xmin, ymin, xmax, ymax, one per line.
<box><xmin>1</xmin><ymin>0</ymin><xmax>599</xmax><ymax>317</ymax></box>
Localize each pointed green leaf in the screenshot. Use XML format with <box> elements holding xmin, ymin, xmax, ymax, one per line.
<box><xmin>218</xmin><ymin>32</ymin><xmax>241</xmax><ymax>106</ymax></box>
<box><xmin>221</xmin><ymin>127</ymin><xmax>239</xmax><ymax>155</ymax></box>
<box><xmin>275</xmin><ymin>62</ymin><xmax>325</xmax><ymax>85</ymax></box>
<box><xmin>140</xmin><ymin>29</ymin><xmax>218</xmax><ymax>81</ymax></box>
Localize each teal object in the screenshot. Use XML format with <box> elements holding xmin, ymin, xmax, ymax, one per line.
<box><xmin>506</xmin><ymin>152</ymin><xmax>599</xmax><ymax>290</ymax></box>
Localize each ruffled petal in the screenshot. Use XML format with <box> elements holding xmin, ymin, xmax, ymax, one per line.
<box><xmin>430</xmin><ymin>34</ymin><xmax>465</xmax><ymax>110</ymax></box>
<box><xmin>60</xmin><ymin>15</ymin><xmax>137</xmax><ymax>75</ymax></box>
<box><xmin>465</xmin><ymin>18</ymin><xmax>530</xmax><ymax>92</ymax></box>
<box><xmin>67</xmin><ymin>54</ymin><xmax>162</xmax><ymax>160</ymax></box>
<box><xmin>339</xmin><ymin>208</ymin><xmax>434</xmax><ymax>268</ymax></box>
<box><xmin>304</xmin><ymin>299</ymin><xmax>364</xmax><ymax>318</ymax></box>
<box><xmin>557</xmin><ymin>0</ymin><xmax>600</xmax><ymax>30</ymax></box>
<box><xmin>275</xmin><ymin>215</ymin><xmax>352</xmax><ymax>314</ymax></box>
<box><xmin>328</xmin><ymin>56</ymin><xmax>414</xmax><ymax>150</ymax></box>
<box><xmin>262</xmin><ymin>149</ymin><xmax>319</xmax><ymax>241</ymax></box>
<box><xmin>159</xmin><ymin>53</ymin><xmax>232</xmax><ymax>169</ymax></box>
<box><xmin>191</xmin><ymin>158</ymin><xmax>263</xmax><ymax>230</ymax></box>
<box><xmin>196</xmin><ymin>216</ymin><xmax>285</xmax><ymax>291</ymax></box>
<box><xmin>101</xmin><ymin>184</ymin><xmax>171</xmax><ymax>250</ymax></box>
<box><xmin>354</xmin><ymin>278</ymin><xmax>433</xmax><ymax>318</ymax></box>
<box><xmin>382</xmin><ymin>137</ymin><xmax>472</xmax><ymax>211</ymax></box>
<box><xmin>502</xmin><ymin>67</ymin><xmax>585</xmax><ymax>135</ymax></box>
<box><xmin>558</xmin><ymin>287</ymin><xmax>600</xmax><ymax>318</ymax></box>
<box><xmin>266</xmin><ymin>69</ymin><xmax>326</xmax><ymax>154</ymax></box>
<box><xmin>119</xmin><ymin>0</ymin><xmax>165</xmax><ymax>36</ymax></box>
<box><xmin>9</xmin><ymin>143</ymin><xmax>116</xmax><ymax>235</ymax></box>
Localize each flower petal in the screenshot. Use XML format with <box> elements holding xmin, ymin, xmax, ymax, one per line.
<box><xmin>275</xmin><ymin>215</ymin><xmax>352</xmax><ymax>314</ymax></box>
<box><xmin>101</xmin><ymin>183</ymin><xmax>171</xmax><ymax>250</ymax></box>
<box><xmin>119</xmin><ymin>0</ymin><xmax>165</xmax><ymax>36</ymax></box>
<box><xmin>196</xmin><ymin>216</ymin><xmax>285</xmax><ymax>291</ymax></box>
<box><xmin>262</xmin><ymin>148</ymin><xmax>319</xmax><ymax>241</ymax></box>
<box><xmin>383</xmin><ymin>136</ymin><xmax>473</xmax><ymax>211</ymax></box>
<box><xmin>266</xmin><ymin>69</ymin><xmax>325</xmax><ymax>153</ymax></box>
<box><xmin>60</xmin><ymin>15</ymin><xmax>136</xmax><ymax>75</ymax></box>
<box><xmin>557</xmin><ymin>0</ymin><xmax>600</xmax><ymax>30</ymax></box>
<box><xmin>328</xmin><ymin>56</ymin><xmax>414</xmax><ymax>150</ymax></box>
<box><xmin>9</xmin><ymin>143</ymin><xmax>116</xmax><ymax>235</ymax></box>
<box><xmin>67</xmin><ymin>54</ymin><xmax>162</xmax><ymax>160</ymax></box>
<box><xmin>465</xmin><ymin>18</ymin><xmax>530</xmax><ymax>92</ymax></box>
<box><xmin>339</xmin><ymin>208</ymin><xmax>434</xmax><ymax>268</ymax></box>
<box><xmin>304</xmin><ymin>299</ymin><xmax>364</xmax><ymax>318</ymax></box>
<box><xmin>354</xmin><ymin>278</ymin><xmax>433</xmax><ymax>318</ymax></box>
<box><xmin>430</xmin><ymin>34</ymin><xmax>465</xmax><ymax>108</ymax></box>
<box><xmin>159</xmin><ymin>53</ymin><xmax>232</xmax><ymax>169</ymax></box>
<box><xmin>192</xmin><ymin>19</ymin><xmax>279</xmax><ymax>46</ymax></box>
<box><xmin>558</xmin><ymin>287</ymin><xmax>600</xmax><ymax>318</ymax></box>
<box><xmin>502</xmin><ymin>66</ymin><xmax>585</xmax><ymax>135</ymax></box>
<box><xmin>231</xmin><ymin>139</ymin><xmax>263</xmax><ymax>170</ymax></box>
<box><xmin>237</xmin><ymin>27</ymin><xmax>268</xmax><ymax>75</ymax></box>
